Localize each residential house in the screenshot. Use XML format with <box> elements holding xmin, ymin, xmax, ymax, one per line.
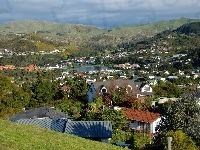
<box><xmin>25</xmin><ymin>64</ymin><xmax>38</xmax><ymax>71</ymax></box>
<box><xmin>9</xmin><ymin>106</ymin><xmax>112</xmax><ymax>143</ymax></box>
<box><xmin>60</xmin><ymin>86</ymin><xmax>71</xmax><ymax>97</ymax></box>
<box><xmin>64</xmin><ymin>121</ymin><xmax>112</xmax><ymax>143</ymax></box>
<box><xmin>147</xmin><ymin>79</ymin><xmax>157</xmax><ymax>86</ymax></box>
<box><xmin>0</xmin><ymin>66</ymin><xmax>4</xmax><ymax>70</ymax></box>
<box><xmin>134</xmin><ymin>82</ymin><xmax>154</xmax><ymax>98</ymax></box>
<box><xmin>122</xmin><ymin>108</ymin><xmax>160</xmax><ymax>134</ymax></box>
<box><xmin>155</xmin><ymin>77</ymin><xmax>166</xmax><ymax>82</ymax></box>
<box><xmin>114</xmin><ymin>63</ymin><xmax>140</xmax><ymax>69</ymax></box>
<box><xmin>86</xmin><ymin>78</ymin><xmax>97</xmax><ymax>84</ymax></box>
<box><xmin>158</xmin><ymin>97</ymin><xmax>179</xmax><ymax>104</ymax></box>
<box><xmin>132</xmin><ymin>64</ymin><xmax>140</xmax><ymax>69</ymax></box>
<box><xmin>9</xmin><ymin>106</ymin><xmax>69</xmax><ymax>120</ymax></box>
<box><xmin>148</xmin><ymin>74</ymin><xmax>155</xmax><ymax>79</ymax></box>
<box><xmin>167</xmin><ymin>76</ymin><xmax>179</xmax><ymax>80</ymax></box>
<box><xmin>75</xmin><ymin>71</ymin><xmax>85</xmax><ymax>76</ymax></box>
<box><xmin>119</xmin><ymin>75</ymin><xmax>127</xmax><ymax>79</ymax></box>
<box><xmin>2</xmin><ymin>64</ymin><xmax>15</xmax><ymax>70</ymax></box>
<box><xmin>193</xmin><ymin>74</ymin><xmax>199</xmax><ymax>79</ymax></box>
<box><xmin>46</xmin><ymin>64</ymin><xmax>61</xmax><ymax>70</ymax></box>
<box><xmin>87</xmin><ymin>79</ymin><xmax>143</xmax><ymax>103</ymax></box>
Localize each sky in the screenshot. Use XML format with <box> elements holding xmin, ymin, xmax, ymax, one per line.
<box><xmin>0</xmin><ymin>0</ymin><xmax>200</xmax><ymax>28</ymax></box>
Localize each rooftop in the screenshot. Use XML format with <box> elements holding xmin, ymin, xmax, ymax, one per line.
<box><xmin>123</xmin><ymin>108</ymin><xmax>160</xmax><ymax>123</ymax></box>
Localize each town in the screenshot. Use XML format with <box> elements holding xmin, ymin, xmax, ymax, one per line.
<box><xmin>0</xmin><ymin>19</ymin><xmax>200</xmax><ymax>150</ymax></box>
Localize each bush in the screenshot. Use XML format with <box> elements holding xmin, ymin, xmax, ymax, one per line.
<box><xmin>132</xmin><ymin>132</ymin><xmax>152</xmax><ymax>149</ymax></box>
<box><xmin>162</xmin><ymin>130</ymin><xmax>198</xmax><ymax>150</ymax></box>
<box><xmin>111</xmin><ymin>131</ymin><xmax>132</xmax><ymax>143</ymax></box>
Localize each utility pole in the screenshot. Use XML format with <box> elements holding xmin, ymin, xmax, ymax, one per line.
<box><xmin>167</xmin><ymin>137</ymin><xmax>172</xmax><ymax>150</ymax></box>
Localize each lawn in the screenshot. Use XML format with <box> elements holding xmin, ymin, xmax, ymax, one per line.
<box><xmin>0</xmin><ymin>119</ymin><xmax>123</xmax><ymax>150</ymax></box>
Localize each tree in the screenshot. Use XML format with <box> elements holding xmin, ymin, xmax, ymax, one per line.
<box><xmin>51</xmin><ymin>79</ymin><xmax>64</xmax><ymax>100</ymax></box>
<box><xmin>30</xmin><ymin>72</ymin><xmax>53</xmax><ymax>107</ymax></box>
<box><xmin>153</xmin><ymin>81</ymin><xmax>180</xmax><ymax>98</ymax></box>
<box><xmin>54</xmin><ymin>99</ymin><xmax>84</xmax><ymax>120</ymax></box>
<box><xmin>112</xmin><ymin>87</ymin><xmax>126</xmax><ymax>105</ymax></box>
<box><xmin>0</xmin><ymin>73</ymin><xmax>30</xmax><ymax>118</ymax></box>
<box><xmin>81</xmin><ymin>97</ymin><xmax>103</xmax><ymax>121</ymax></box>
<box><xmin>95</xmin><ymin>57</ymin><xmax>101</xmax><ymax>64</ymax></box>
<box><xmin>65</xmin><ymin>77</ymin><xmax>88</xmax><ymax>103</ymax></box>
<box><xmin>100</xmin><ymin>108</ymin><xmax>129</xmax><ymax>131</ymax></box>
<box><xmin>162</xmin><ymin>130</ymin><xmax>197</xmax><ymax>150</ymax></box>
<box><xmin>81</xmin><ymin>97</ymin><xmax>129</xmax><ymax>131</ymax></box>
<box><xmin>156</xmin><ymin>94</ymin><xmax>200</xmax><ymax>146</ymax></box>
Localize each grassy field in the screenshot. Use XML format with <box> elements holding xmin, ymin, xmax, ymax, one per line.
<box><xmin>0</xmin><ymin>119</ymin><xmax>123</xmax><ymax>150</ymax></box>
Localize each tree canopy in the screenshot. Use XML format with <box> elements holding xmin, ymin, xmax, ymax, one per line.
<box><xmin>156</xmin><ymin>94</ymin><xmax>200</xmax><ymax>146</ymax></box>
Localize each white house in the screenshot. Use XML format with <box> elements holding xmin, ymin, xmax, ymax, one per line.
<box><xmin>134</xmin><ymin>82</ymin><xmax>154</xmax><ymax>97</ymax></box>
<box><xmin>123</xmin><ymin>108</ymin><xmax>160</xmax><ymax>134</ymax></box>
<box><xmin>86</xmin><ymin>78</ymin><xmax>97</xmax><ymax>83</ymax></box>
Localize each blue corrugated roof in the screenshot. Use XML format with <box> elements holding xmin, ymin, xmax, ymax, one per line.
<box><xmin>64</xmin><ymin>121</ymin><xmax>112</xmax><ymax>138</ymax></box>
<box><xmin>9</xmin><ymin>119</ymin><xmax>66</xmax><ymax>132</ymax></box>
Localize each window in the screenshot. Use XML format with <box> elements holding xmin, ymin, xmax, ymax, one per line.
<box><xmin>101</xmin><ymin>87</ymin><xmax>107</xmax><ymax>93</ymax></box>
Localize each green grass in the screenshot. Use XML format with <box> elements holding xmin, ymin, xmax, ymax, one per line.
<box><xmin>0</xmin><ymin>119</ymin><xmax>123</xmax><ymax>150</ymax></box>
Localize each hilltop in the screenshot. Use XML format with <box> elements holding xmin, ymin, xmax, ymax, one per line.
<box><xmin>0</xmin><ymin>17</ymin><xmax>200</xmax><ymax>55</ymax></box>
<box><xmin>0</xmin><ymin>119</ymin><xmax>123</xmax><ymax>150</ymax></box>
<box><xmin>0</xmin><ymin>18</ymin><xmax>199</xmax><ymax>37</ymax></box>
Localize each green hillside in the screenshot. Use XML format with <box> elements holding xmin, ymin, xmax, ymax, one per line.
<box><xmin>0</xmin><ymin>119</ymin><xmax>123</xmax><ymax>150</ymax></box>
<box><xmin>175</xmin><ymin>22</ymin><xmax>200</xmax><ymax>35</ymax></box>
<box><xmin>0</xmin><ymin>17</ymin><xmax>200</xmax><ymax>55</ymax></box>
<box><xmin>108</xmin><ymin>17</ymin><xmax>200</xmax><ymax>36</ymax></box>
<box><xmin>0</xmin><ymin>18</ymin><xmax>199</xmax><ymax>37</ymax></box>
<box><xmin>0</xmin><ymin>20</ymin><xmax>103</xmax><ymax>36</ymax></box>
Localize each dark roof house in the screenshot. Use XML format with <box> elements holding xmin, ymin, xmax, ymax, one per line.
<box><xmin>87</xmin><ymin>79</ymin><xmax>141</xmax><ymax>103</ymax></box>
<box><xmin>9</xmin><ymin>107</ymin><xmax>112</xmax><ymax>143</ymax></box>
<box><xmin>65</xmin><ymin>121</ymin><xmax>112</xmax><ymax>139</ymax></box>
<box><xmin>134</xmin><ymin>82</ymin><xmax>154</xmax><ymax>96</ymax></box>
<box><xmin>9</xmin><ymin>106</ymin><xmax>70</xmax><ymax>119</ymax></box>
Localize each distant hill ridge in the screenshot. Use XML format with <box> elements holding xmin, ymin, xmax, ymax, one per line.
<box><xmin>0</xmin><ymin>18</ymin><xmax>200</xmax><ymax>55</ymax></box>
<box><xmin>175</xmin><ymin>22</ymin><xmax>200</xmax><ymax>35</ymax></box>
<box><xmin>0</xmin><ymin>17</ymin><xmax>200</xmax><ymax>37</ymax></box>
<box><xmin>0</xmin><ymin>20</ymin><xmax>103</xmax><ymax>36</ymax></box>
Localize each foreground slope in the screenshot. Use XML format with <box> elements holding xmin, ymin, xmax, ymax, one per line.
<box><xmin>0</xmin><ymin>119</ymin><xmax>123</xmax><ymax>150</ymax></box>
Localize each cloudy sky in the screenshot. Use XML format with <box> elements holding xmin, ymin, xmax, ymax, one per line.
<box><xmin>0</xmin><ymin>0</ymin><xmax>200</xmax><ymax>28</ymax></box>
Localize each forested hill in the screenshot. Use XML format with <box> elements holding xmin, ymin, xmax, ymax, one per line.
<box><xmin>0</xmin><ymin>20</ymin><xmax>103</xmax><ymax>36</ymax></box>
<box><xmin>116</xmin><ymin>21</ymin><xmax>200</xmax><ymax>69</ymax></box>
<box><xmin>174</xmin><ymin>22</ymin><xmax>200</xmax><ymax>35</ymax></box>
<box><xmin>122</xmin><ymin>21</ymin><xmax>200</xmax><ymax>51</ymax></box>
<box><xmin>0</xmin><ymin>18</ymin><xmax>199</xmax><ymax>37</ymax></box>
<box><xmin>0</xmin><ymin>18</ymin><xmax>200</xmax><ymax>55</ymax></box>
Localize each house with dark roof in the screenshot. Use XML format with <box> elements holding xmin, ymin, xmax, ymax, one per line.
<box><xmin>134</xmin><ymin>82</ymin><xmax>154</xmax><ymax>98</ymax></box>
<box><xmin>9</xmin><ymin>106</ymin><xmax>70</xmax><ymax>120</ymax></box>
<box><xmin>87</xmin><ymin>79</ymin><xmax>141</xmax><ymax>103</ymax></box>
<box><xmin>65</xmin><ymin>121</ymin><xmax>112</xmax><ymax>143</ymax></box>
<box><xmin>9</xmin><ymin>107</ymin><xmax>112</xmax><ymax>143</ymax></box>
<box><xmin>122</xmin><ymin>108</ymin><xmax>160</xmax><ymax>134</ymax></box>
